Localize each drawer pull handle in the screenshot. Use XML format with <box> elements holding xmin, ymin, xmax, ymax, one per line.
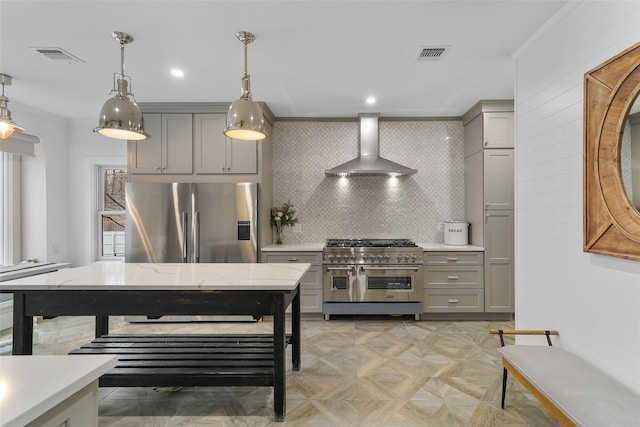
<box><xmin>448</xmin><ymin>299</ymin><xmax>459</xmax><ymax>303</ymax></box>
<box><xmin>447</xmin><ymin>276</ymin><xmax>459</xmax><ymax>280</ymax></box>
<box><xmin>287</xmin><ymin>258</ymin><xmax>299</xmax><ymax>262</ymax></box>
<box><xmin>446</xmin><ymin>257</ymin><xmax>459</xmax><ymax>262</ymax></box>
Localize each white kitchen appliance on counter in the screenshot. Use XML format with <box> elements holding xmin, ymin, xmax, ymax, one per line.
<box><xmin>444</xmin><ymin>221</ymin><xmax>469</xmax><ymax>245</ymax></box>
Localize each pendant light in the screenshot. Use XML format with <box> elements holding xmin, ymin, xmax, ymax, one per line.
<box><xmin>224</xmin><ymin>31</ymin><xmax>267</xmax><ymax>141</ymax></box>
<box><xmin>0</xmin><ymin>74</ymin><xmax>27</xmax><ymax>140</ymax></box>
<box><xmin>94</xmin><ymin>31</ymin><xmax>148</xmax><ymax>140</ymax></box>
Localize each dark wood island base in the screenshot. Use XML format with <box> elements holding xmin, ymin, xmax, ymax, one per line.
<box><xmin>10</xmin><ymin>286</ymin><xmax>301</xmax><ymax>422</ymax></box>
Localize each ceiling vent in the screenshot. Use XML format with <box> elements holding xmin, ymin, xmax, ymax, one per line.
<box><xmin>416</xmin><ymin>46</ymin><xmax>450</xmax><ymax>62</ymax></box>
<box><xmin>30</xmin><ymin>47</ymin><xmax>84</xmax><ymax>63</ymax></box>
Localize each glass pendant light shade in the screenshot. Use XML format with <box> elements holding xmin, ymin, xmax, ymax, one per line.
<box><xmin>0</xmin><ymin>74</ymin><xmax>27</xmax><ymax>140</ymax></box>
<box><xmin>224</xmin><ymin>31</ymin><xmax>267</xmax><ymax>141</ymax></box>
<box><xmin>94</xmin><ymin>31</ymin><xmax>148</xmax><ymax>141</ymax></box>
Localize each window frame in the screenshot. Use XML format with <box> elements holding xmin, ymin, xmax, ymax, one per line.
<box><xmin>96</xmin><ymin>165</ymin><xmax>127</xmax><ymax>260</ymax></box>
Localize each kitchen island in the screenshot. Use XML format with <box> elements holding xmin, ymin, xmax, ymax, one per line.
<box><xmin>0</xmin><ymin>262</ymin><xmax>310</xmax><ymax>422</ymax></box>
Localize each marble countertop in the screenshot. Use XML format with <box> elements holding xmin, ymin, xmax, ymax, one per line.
<box><xmin>0</xmin><ymin>355</ymin><xmax>117</xmax><ymax>427</ymax></box>
<box><xmin>0</xmin><ymin>262</ymin><xmax>311</xmax><ymax>291</ymax></box>
<box><xmin>0</xmin><ymin>262</ymin><xmax>71</xmax><ymax>282</ymax></box>
<box><xmin>417</xmin><ymin>243</ymin><xmax>484</xmax><ymax>251</ymax></box>
<box><xmin>262</xmin><ymin>243</ymin><xmax>483</xmax><ymax>252</ymax></box>
<box><xmin>262</xmin><ymin>243</ymin><xmax>325</xmax><ymax>252</ymax></box>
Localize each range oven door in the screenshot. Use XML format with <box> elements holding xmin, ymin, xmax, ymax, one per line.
<box><xmin>324</xmin><ymin>265</ymin><xmax>356</xmax><ymax>302</ymax></box>
<box><xmin>356</xmin><ymin>265</ymin><xmax>422</xmax><ymax>302</ymax></box>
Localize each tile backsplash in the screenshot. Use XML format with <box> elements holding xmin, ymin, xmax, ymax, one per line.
<box><xmin>272</xmin><ymin>119</ymin><xmax>464</xmax><ymax>244</ymax></box>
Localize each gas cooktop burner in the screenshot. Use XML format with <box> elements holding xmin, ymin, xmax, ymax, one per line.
<box><xmin>325</xmin><ymin>238</ymin><xmax>418</xmax><ymax>248</ymax></box>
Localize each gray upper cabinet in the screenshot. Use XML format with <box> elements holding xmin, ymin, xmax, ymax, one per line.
<box><xmin>463</xmin><ymin>100</ymin><xmax>514</xmax><ymax>314</ymax></box>
<box><xmin>128</xmin><ymin>113</ymin><xmax>193</xmax><ymax>174</ymax></box>
<box><xmin>194</xmin><ymin>114</ymin><xmax>257</xmax><ymax>174</ymax></box>
<box><xmin>464</xmin><ymin>105</ymin><xmax>514</xmax><ymax>157</ymax></box>
<box><xmin>483</xmin><ymin>112</ymin><xmax>514</xmax><ymax>149</ymax></box>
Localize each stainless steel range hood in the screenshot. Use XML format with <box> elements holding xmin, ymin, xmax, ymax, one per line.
<box><xmin>325</xmin><ymin>113</ymin><xmax>417</xmax><ymax>177</ymax></box>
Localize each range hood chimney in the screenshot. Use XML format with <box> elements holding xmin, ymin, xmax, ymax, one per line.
<box><xmin>325</xmin><ymin>113</ymin><xmax>417</xmax><ymax>177</ymax></box>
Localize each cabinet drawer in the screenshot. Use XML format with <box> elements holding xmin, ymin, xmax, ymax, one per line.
<box><xmin>285</xmin><ymin>289</ymin><xmax>323</xmax><ymax>314</ymax></box>
<box><xmin>423</xmin><ymin>289</ymin><xmax>484</xmax><ymax>313</ymax></box>
<box><xmin>263</xmin><ymin>252</ymin><xmax>322</xmax><ymax>265</ymax></box>
<box><xmin>300</xmin><ymin>266</ymin><xmax>322</xmax><ymax>290</ymax></box>
<box><xmin>300</xmin><ymin>289</ymin><xmax>323</xmax><ymax>313</ymax></box>
<box><xmin>424</xmin><ymin>266</ymin><xmax>483</xmax><ymax>289</ymax></box>
<box><xmin>423</xmin><ymin>252</ymin><xmax>483</xmax><ymax>266</ymax></box>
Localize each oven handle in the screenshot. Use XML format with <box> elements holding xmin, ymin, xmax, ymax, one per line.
<box><xmin>359</xmin><ymin>266</ymin><xmax>420</xmax><ymax>271</ymax></box>
<box><xmin>325</xmin><ymin>266</ymin><xmax>356</xmax><ymax>273</ymax></box>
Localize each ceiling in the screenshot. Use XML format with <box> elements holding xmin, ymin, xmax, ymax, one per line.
<box><xmin>1</xmin><ymin>1</ymin><xmax>567</xmax><ymax>121</ymax></box>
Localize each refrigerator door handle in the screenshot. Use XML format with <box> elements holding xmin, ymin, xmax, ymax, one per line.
<box><xmin>181</xmin><ymin>211</ymin><xmax>188</xmax><ymax>263</ymax></box>
<box><xmin>194</xmin><ymin>211</ymin><xmax>200</xmax><ymax>263</ymax></box>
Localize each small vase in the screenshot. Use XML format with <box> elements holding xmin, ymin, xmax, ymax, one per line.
<box><xmin>275</xmin><ymin>220</ymin><xmax>283</xmax><ymax>244</ymax></box>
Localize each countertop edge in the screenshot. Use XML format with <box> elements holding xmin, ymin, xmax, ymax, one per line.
<box><xmin>262</xmin><ymin>243</ymin><xmax>484</xmax><ymax>252</ymax></box>
<box><xmin>1</xmin><ymin>355</ymin><xmax>117</xmax><ymax>427</ymax></box>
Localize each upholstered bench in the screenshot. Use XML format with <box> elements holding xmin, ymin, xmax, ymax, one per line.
<box><xmin>490</xmin><ymin>329</ymin><xmax>640</xmax><ymax>427</ymax></box>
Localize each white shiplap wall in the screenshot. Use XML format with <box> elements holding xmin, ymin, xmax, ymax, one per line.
<box><xmin>515</xmin><ymin>1</ymin><xmax>640</xmax><ymax>392</ymax></box>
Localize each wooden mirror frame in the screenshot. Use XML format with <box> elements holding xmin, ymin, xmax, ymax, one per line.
<box><xmin>584</xmin><ymin>41</ymin><xmax>640</xmax><ymax>261</ymax></box>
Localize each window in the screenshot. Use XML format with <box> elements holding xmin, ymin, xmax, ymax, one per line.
<box><xmin>98</xmin><ymin>167</ymin><xmax>127</xmax><ymax>259</ymax></box>
<box><xmin>0</xmin><ymin>153</ymin><xmax>20</xmax><ymax>266</ymax></box>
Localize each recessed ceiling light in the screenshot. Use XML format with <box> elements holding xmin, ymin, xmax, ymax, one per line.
<box><xmin>171</xmin><ymin>68</ymin><xmax>184</xmax><ymax>78</ymax></box>
<box><xmin>366</xmin><ymin>96</ymin><xmax>376</xmax><ymax>105</ymax></box>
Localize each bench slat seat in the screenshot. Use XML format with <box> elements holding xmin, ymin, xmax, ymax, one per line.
<box><xmin>500</xmin><ymin>345</ymin><xmax>640</xmax><ymax>427</ymax></box>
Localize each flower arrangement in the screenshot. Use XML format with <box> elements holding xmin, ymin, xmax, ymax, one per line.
<box><xmin>271</xmin><ymin>202</ymin><xmax>298</xmax><ymax>244</ymax></box>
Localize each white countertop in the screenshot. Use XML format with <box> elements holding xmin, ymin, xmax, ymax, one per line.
<box><xmin>0</xmin><ymin>262</ymin><xmax>71</xmax><ymax>282</ymax></box>
<box><xmin>262</xmin><ymin>243</ymin><xmax>325</xmax><ymax>252</ymax></box>
<box><xmin>0</xmin><ymin>262</ymin><xmax>311</xmax><ymax>291</ymax></box>
<box><xmin>262</xmin><ymin>243</ymin><xmax>483</xmax><ymax>252</ymax></box>
<box><xmin>0</xmin><ymin>355</ymin><xmax>117</xmax><ymax>427</ymax></box>
<box><xmin>417</xmin><ymin>243</ymin><xmax>484</xmax><ymax>251</ymax></box>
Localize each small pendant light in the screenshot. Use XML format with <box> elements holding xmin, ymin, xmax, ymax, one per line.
<box><xmin>0</xmin><ymin>74</ymin><xmax>27</xmax><ymax>140</ymax></box>
<box><xmin>224</xmin><ymin>31</ymin><xmax>267</xmax><ymax>141</ymax></box>
<box><xmin>94</xmin><ymin>31</ymin><xmax>149</xmax><ymax>141</ymax></box>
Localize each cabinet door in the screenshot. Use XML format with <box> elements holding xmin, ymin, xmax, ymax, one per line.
<box><xmin>484</xmin><ymin>149</ymin><xmax>514</xmax><ymax>210</ymax></box>
<box><xmin>484</xmin><ymin>210</ymin><xmax>514</xmax><ymax>312</ymax></box>
<box><xmin>227</xmin><ymin>139</ymin><xmax>258</xmax><ymax>173</ymax></box>
<box><xmin>162</xmin><ymin>114</ymin><xmax>193</xmax><ymax>174</ymax></box>
<box><xmin>128</xmin><ymin>114</ymin><xmax>163</xmax><ymax>174</ymax></box>
<box><xmin>194</xmin><ymin>114</ymin><xmax>227</xmax><ymax>173</ymax></box>
<box><xmin>483</xmin><ymin>112</ymin><xmax>513</xmax><ymax>148</ymax></box>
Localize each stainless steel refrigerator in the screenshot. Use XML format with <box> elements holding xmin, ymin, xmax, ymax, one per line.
<box><xmin>125</xmin><ymin>182</ymin><xmax>258</xmax><ymax>264</ymax></box>
<box><xmin>124</xmin><ymin>181</ymin><xmax>259</xmax><ymax>322</ymax></box>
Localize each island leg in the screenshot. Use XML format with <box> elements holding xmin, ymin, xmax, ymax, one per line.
<box><xmin>291</xmin><ymin>286</ymin><xmax>301</xmax><ymax>371</ymax></box>
<box><xmin>96</xmin><ymin>315</ymin><xmax>109</xmax><ymax>337</ymax></box>
<box><xmin>12</xmin><ymin>292</ymin><xmax>34</xmax><ymax>355</ymax></box>
<box><xmin>273</xmin><ymin>294</ymin><xmax>286</xmax><ymax>422</ymax></box>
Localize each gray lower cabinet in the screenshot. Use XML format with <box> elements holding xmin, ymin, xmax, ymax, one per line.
<box><xmin>262</xmin><ymin>251</ymin><xmax>322</xmax><ymax>313</ymax></box>
<box><xmin>423</xmin><ymin>252</ymin><xmax>484</xmax><ymax>313</ymax></box>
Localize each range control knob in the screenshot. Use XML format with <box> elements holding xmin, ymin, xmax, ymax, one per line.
<box><xmin>396</xmin><ymin>254</ymin><xmax>402</xmax><ymax>260</ymax></box>
<box><xmin>363</xmin><ymin>254</ymin><xmax>369</xmax><ymax>261</ymax></box>
<box><xmin>385</xmin><ymin>254</ymin><xmax>391</xmax><ymax>260</ymax></box>
<box><xmin>404</xmin><ymin>254</ymin><xmax>410</xmax><ymax>260</ymax></box>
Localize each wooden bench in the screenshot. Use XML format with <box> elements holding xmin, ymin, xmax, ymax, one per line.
<box><xmin>70</xmin><ymin>333</ymin><xmax>291</xmax><ymax>388</ymax></box>
<box><xmin>490</xmin><ymin>329</ymin><xmax>640</xmax><ymax>427</ymax></box>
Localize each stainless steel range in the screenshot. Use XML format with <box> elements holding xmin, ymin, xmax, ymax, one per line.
<box><xmin>323</xmin><ymin>239</ymin><xmax>423</xmax><ymax>320</ymax></box>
